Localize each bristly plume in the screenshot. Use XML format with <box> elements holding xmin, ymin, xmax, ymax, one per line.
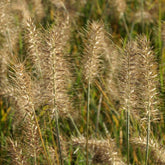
<box><xmin>82</xmin><ymin>21</ymin><xmax>105</xmax><ymax>84</ymax></box>
<box><xmin>11</xmin><ymin>0</ymin><xmax>45</xmax><ymax>23</ymax></box>
<box><xmin>82</xmin><ymin>21</ymin><xmax>106</xmax><ymax>164</ymax></box>
<box><xmin>0</xmin><ymin>0</ymin><xmax>19</xmax><ymax>92</ymax></box>
<box><xmin>8</xmin><ymin>59</ymin><xmax>42</xmax><ymax>163</ymax></box>
<box><xmin>133</xmin><ymin>11</ymin><xmax>153</xmax><ymax>24</ymax></box>
<box><xmin>131</xmin><ymin>136</ymin><xmax>165</xmax><ymax>164</ymax></box>
<box><xmin>72</xmin><ymin>136</ymin><xmax>126</xmax><ymax>165</ymax></box>
<box><xmin>119</xmin><ymin>40</ymin><xmax>139</xmax><ymax>116</ymax></box>
<box><xmin>42</xmin><ymin>18</ymin><xmax>73</xmax><ymax>117</ymax></box>
<box><xmin>108</xmin><ymin>0</ymin><xmax>126</xmax><ymax>18</ymax></box>
<box><xmin>103</xmin><ymin>39</ymin><xmax>121</xmax><ymax>104</ymax></box>
<box><xmin>11</xmin><ymin>0</ymin><xmax>31</xmax><ymax>23</ymax></box>
<box><xmin>119</xmin><ymin>39</ymin><xmax>140</xmax><ymax>164</ymax></box>
<box><xmin>25</xmin><ymin>18</ymin><xmax>42</xmax><ymax>75</ymax></box>
<box><xmin>30</xmin><ymin>0</ymin><xmax>45</xmax><ymax>21</ymax></box>
<box><xmin>135</xmin><ymin>35</ymin><xmax>159</xmax><ymax>164</ymax></box>
<box><xmin>136</xmin><ymin>35</ymin><xmax>160</xmax><ymax>122</ymax></box>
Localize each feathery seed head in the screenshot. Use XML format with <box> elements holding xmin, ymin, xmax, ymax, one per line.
<box><xmin>136</xmin><ymin>35</ymin><xmax>160</xmax><ymax>122</ymax></box>
<box><xmin>109</xmin><ymin>0</ymin><xmax>126</xmax><ymax>18</ymax></box>
<box><xmin>119</xmin><ymin>40</ymin><xmax>139</xmax><ymax>114</ymax></box>
<box><xmin>72</xmin><ymin>136</ymin><xmax>126</xmax><ymax>164</ymax></box>
<box><xmin>11</xmin><ymin>0</ymin><xmax>31</xmax><ymax>23</ymax></box>
<box><xmin>8</xmin><ymin>59</ymin><xmax>41</xmax><ymax>160</ymax></box>
<box><xmin>131</xmin><ymin>137</ymin><xmax>165</xmax><ymax>164</ymax></box>
<box><xmin>83</xmin><ymin>21</ymin><xmax>105</xmax><ymax>83</ymax></box>
<box><xmin>133</xmin><ymin>11</ymin><xmax>153</xmax><ymax>24</ymax></box>
<box><xmin>41</xmin><ymin>19</ymin><xmax>74</xmax><ymax>117</ymax></box>
<box><xmin>25</xmin><ymin>18</ymin><xmax>42</xmax><ymax>74</ymax></box>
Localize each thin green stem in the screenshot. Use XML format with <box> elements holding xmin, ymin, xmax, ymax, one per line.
<box><xmin>48</xmin><ymin>113</ymin><xmax>60</xmax><ymax>165</ymax></box>
<box><xmin>86</xmin><ymin>79</ymin><xmax>90</xmax><ymax>165</ymax></box>
<box><xmin>127</xmin><ymin>108</ymin><xmax>130</xmax><ymax>165</ymax></box>
<box><xmin>126</xmin><ymin>47</ymin><xmax>131</xmax><ymax>165</ymax></box>
<box><xmin>159</xmin><ymin>0</ymin><xmax>162</xmax><ymax>50</ymax></box>
<box><xmin>145</xmin><ymin>58</ymin><xmax>151</xmax><ymax>165</ymax></box>
<box><xmin>159</xmin><ymin>0</ymin><xmax>164</xmax><ymax>91</ymax></box>
<box><xmin>69</xmin><ymin>114</ymin><xmax>81</xmax><ymax>136</ymax></box>
<box><xmin>34</xmin><ymin>114</ymin><xmax>51</xmax><ymax>165</ymax></box>
<box><xmin>141</xmin><ymin>0</ymin><xmax>144</xmax><ymax>32</ymax></box>
<box><xmin>55</xmin><ymin>110</ymin><xmax>63</xmax><ymax>165</ymax></box>
<box><xmin>145</xmin><ymin>110</ymin><xmax>150</xmax><ymax>165</ymax></box>
<box><xmin>122</xmin><ymin>15</ymin><xmax>130</xmax><ymax>39</ymax></box>
<box><xmin>95</xmin><ymin>94</ymin><xmax>102</xmax><ymax>136</ymax></box>
<box><xmin>53</xmin><ymin>53</ymin><xmax>62</xmax><ymax>165</ymax></box>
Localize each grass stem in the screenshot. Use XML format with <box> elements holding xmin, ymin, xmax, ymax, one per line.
<box><xmin>34</xmin><ymin>113</ymin><xmax>51</xmax><ymax>165</ymax></box>
<box><xmin>69</xmin><ymin>114</ymin><xmax>81</xmax><ymax>136</ymax></box>
<box><xmin>122</xmin><ymin>15</ymin><xmax>130</xmax><ymax>39</ymax></box>
<box><xmin>86</xmin><ymin>79</ymin><xmax>90</xmax><ymax>165</ymax></box>
<box><xmin>141</xmin><ymin>0</ymin><xmax>144</xmax><ymax>32</ymax></box>
<box><xmin>145</xmin><ymin>110</ymin><xmax>151</xmax><ymax>165</ymax></box>
<box><xmin>55</xmin><ymin>110</ymin><xmax>63</xmax><ymax>165</ymax></box>
<box><xmin>95</xmin><ymin>93</ymin><xmax>102</xmax><ymax>136</ymax></box>
<box><xmin>127</xmin><ymin>108</ymin><xmax>130</xmax><ymax>165</ymax></box>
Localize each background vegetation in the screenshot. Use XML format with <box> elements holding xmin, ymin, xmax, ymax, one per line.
<box><xmin>1</xmin><ymin>0</ymin><xmax>165</xmax><ymax>164</ymax></box>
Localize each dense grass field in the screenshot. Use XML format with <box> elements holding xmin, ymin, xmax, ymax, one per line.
<box><xmin>1</xmin><ymin>0</ymin><xmax>165</xmax><ymax>164</ymax></box>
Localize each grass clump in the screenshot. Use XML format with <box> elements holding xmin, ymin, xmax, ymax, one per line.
<box><xmin>0</xmin><ymin>0</ymin><xmax>165</xmax><ymax>165</ymax></box>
